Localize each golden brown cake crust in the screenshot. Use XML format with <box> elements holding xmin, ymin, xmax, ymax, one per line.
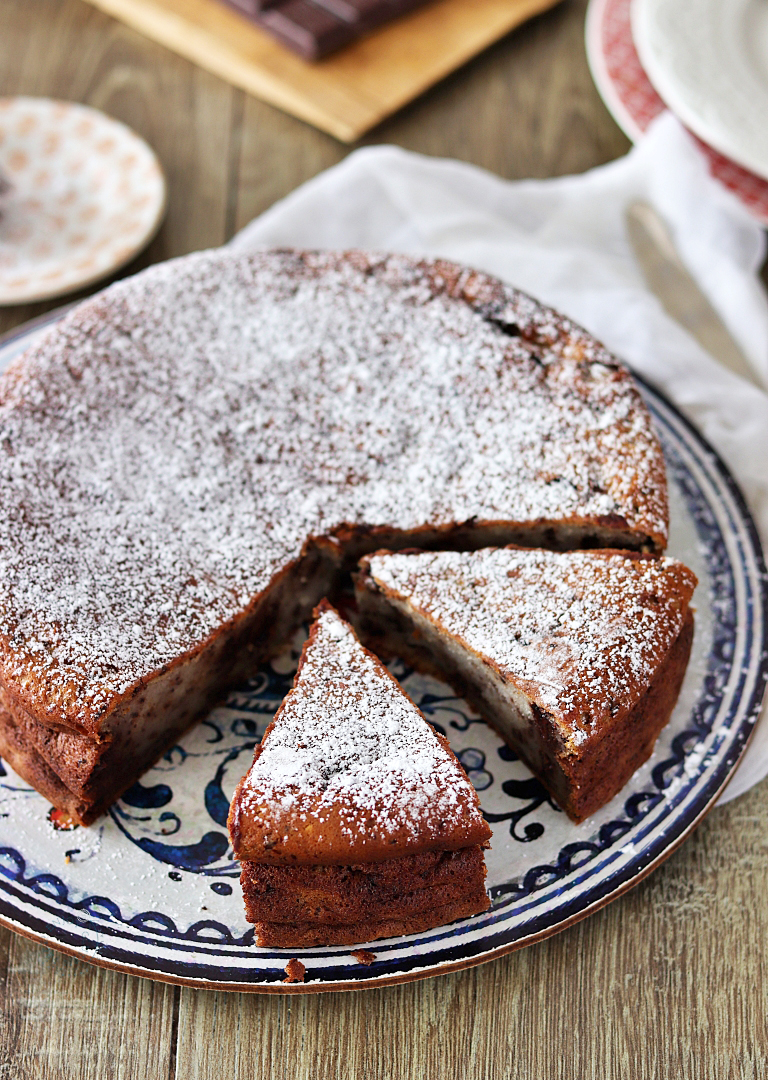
<box><xmin>355</xmin><ymin>546</ymin><xmax>697</xmax><ymax>822</ymax></box>
<box><xmin>0</xmin><ymin>708</ymin><xmax>95</xmax><ymax>823</ymax></box>
<box><xmin>229</xmin><ymin>601</ymin><xmax>492</xmax><ymax>864</ymax></box>
<box><xmin>241</xmin><ymin>846</ymin><xmax>491</xmax><ymax>948</ymax></box>
<box><xmin>356</xmin><ymin>547</ymin><xmax>697</xmax><ymax>748</ymax></box>
<box><xmin>253</xmin><ymin>900</ymin><xmax>491</xmax><ymax>949</ymax></box>
<box><xmin>231</xmin><ymin>603</ymin><xmax>492</xmax><ymax>947</ymax></box>
<box><xmin>559</xmin><ymin>610</ymin><xmax>694</xmax><ymax>820</ymax></box>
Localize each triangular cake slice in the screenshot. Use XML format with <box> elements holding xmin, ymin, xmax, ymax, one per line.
<box><xmin>355</xmin><ymin>547</ymin><xmax>697</xmax><ymax>823</ymax></box>
<box><xmin>228</xmin><ymin>600</ymin><xmax>492</xmax><ymax>948</ymax></box>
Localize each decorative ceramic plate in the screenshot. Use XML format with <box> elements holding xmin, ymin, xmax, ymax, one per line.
<box><xmin>0</xmin><ymin>311</ymin><xmax>766</xmax><ymax>994</ymax></box>
<box><xmin>632</xmin><ymin>0</ymin><xmax>768</xmax><ymax>183</ymax></box>
<box><xmin>0</xmin><ymin>98</ymin><xmax>166</xmax><ymax>305</ymax></box>
<box><xmin>585</xmin><ymin>0</ymin><xmax>768</xmax><ymax>225</ymax></box>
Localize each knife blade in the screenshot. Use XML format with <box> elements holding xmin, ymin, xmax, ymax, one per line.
<box><xmin>625</xmin><ymin>200</ymin><xmax>763</xmax><ymax>389</ymax></box>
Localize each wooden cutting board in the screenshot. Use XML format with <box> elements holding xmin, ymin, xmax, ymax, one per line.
<box><xmin>83</xmin><ymin>0</ymin><xmax>561</xmax><ymax>141</ymax></box>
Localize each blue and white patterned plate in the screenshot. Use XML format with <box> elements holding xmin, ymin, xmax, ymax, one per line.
<box><xmin>0</xmin><ymin>311</ymin><xmax>766</xmax><ymax>993</ymax></box>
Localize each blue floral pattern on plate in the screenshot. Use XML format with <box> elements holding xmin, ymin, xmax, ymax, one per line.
<box><xmin>0</xmin><ymin>315</ymin><xmax>765</xmax><ymax>992</ymax></box>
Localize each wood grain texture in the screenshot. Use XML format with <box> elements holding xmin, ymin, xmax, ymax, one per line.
<box><xmin>0</xmin><ymin>0</ymin><xmax>237</xmax><ymax>334</ymax></box>
<box><xmin>80</xmin><ymin>0</ymin><xmax>562</xmax><ymax>141</ymax></box>
<box><xmin>170</xmin><ymin>785</ymin><xmax>768</xmax><ymax>1079</ymax></box>
<box><xmin>0</xmin><ymin>928</ymin><xmax>177</xmax><ymax>1080</ymax></box>
<box><xmin>0</xmin><ymin>0</ymin><xmax>767</xmax><ymax>1076</ymax></box>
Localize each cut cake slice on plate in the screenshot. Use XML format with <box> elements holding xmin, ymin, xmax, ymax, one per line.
<box><xmin>0</xmin><ymin>250</ymin><xmax>670</xmax><ymax>824</ymax></box>
<box><xmin>228</xmin><ymin>600</ymin><xmax>492</xmax><ymax>947</ymax></box>
<box><xmin>355</xmin><ymin>547</ymin><xmax>697</xmax><ymax>823</ymax></box>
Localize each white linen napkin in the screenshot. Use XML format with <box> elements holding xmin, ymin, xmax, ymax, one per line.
<box><xmin>232</xmin><ymin>112</ymin><xmax>768</xmax><ymax>804</ymax></box>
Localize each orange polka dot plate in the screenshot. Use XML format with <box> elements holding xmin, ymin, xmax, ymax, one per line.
<box><xmin>0</xmin><ymin>98</ymin><xmax>166</xmax><ymax>305</ymax></box>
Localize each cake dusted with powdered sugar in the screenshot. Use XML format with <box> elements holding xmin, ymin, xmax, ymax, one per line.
<box><xmin>229</xmin><ymin>602</ymin><xmax>491</xmax><ymax>946</ymax></box>
<box><xmin>355</xmin><ymin>547</ymin><xmax>696</xmax><ymax>822</ymax></box>
<box><xmin>0</xmin><ymin>249</ymin><xmax>670</xmax><ymax>823</ymax></box>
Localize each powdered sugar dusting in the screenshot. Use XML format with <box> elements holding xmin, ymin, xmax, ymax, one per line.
<box><xmin>241</xmin><ymin>606</ymin><xmax>483</xmax><ymax>846</ymax></box>
<box><xmin>366</xmin><ymin>548</ymin><xmax>696</xmax><ymax>744</ymax></box>
<box><xmin>0</xmin><ymin>250</ymin><xmax>667</xmax><ymax>725</ymax></box>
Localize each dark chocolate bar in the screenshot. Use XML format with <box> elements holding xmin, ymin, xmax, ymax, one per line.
<box><xmin>259</xmin><ymin>0</ymin><xmax>355</xmax><ymax>59</ymax></box>
<box><xmin>312</xmin><ymin>0</ymin><xmax>386</xmax><ymax>26</ymax></box>
<box><xmin>224</xmin><ymin>0</ymin><xmax>278</xmax><ymax>14</ymax></box>
<box><xmin>220</xmin><ymin>0</ymin><xmax>432</xmax><ymax>60</ymax></box>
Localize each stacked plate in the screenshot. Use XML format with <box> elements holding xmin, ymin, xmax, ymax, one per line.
<box><xmin>586</xmin><ymin>0</ymin><xmax>768</xmax><ymax>225</ymax></box>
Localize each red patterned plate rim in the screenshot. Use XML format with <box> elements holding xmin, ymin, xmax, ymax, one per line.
<box><xmin>585</xmin><ymin>0</ymin><xmax>768</xmax><ymax>226</ymax></box>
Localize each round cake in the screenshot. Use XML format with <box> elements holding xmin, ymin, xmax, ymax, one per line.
<box><xmin>0</xmin><ymin>249</ymin><xmax>668</xmax><ymax>822</ymax></box>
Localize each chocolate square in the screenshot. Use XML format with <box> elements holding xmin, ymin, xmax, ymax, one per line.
<box><xmin>220</xmin><ymin>0</ymin><xmax>432</xmax><ymax>59</ymax></box>
<box><xmin>311</xmin><ymin>0</ymin><xmax>384</xmax><ymax>26</ymax></box>
<box><xmin>223</xmin><ymin>0</ymin><xmax>279</xmax><ymax>14</ymax></box>
<box><xmin>259</xmin><ymin>0</ymin><xmax>355</xmax><ymax>59</ymax></box>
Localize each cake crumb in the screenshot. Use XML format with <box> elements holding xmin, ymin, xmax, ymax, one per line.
<box><xmin>283</xmin><ymin>958</ymin><xmax>306</xmax><ymax>983</ymax></box>
<box><xmin>351</xmin><ymin>950</ymin><xmax>376</xmax><ymax>966</ymax></box>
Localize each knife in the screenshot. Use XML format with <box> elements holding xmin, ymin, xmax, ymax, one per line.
<box><xmin>625</xmin><ymin>200</ymin><xmax>763</xmax><ymax>389</ymax></box>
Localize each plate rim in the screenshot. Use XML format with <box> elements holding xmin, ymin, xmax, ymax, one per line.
<box><xmin>630</xmin><ymin>0</ymin><xmax>768</xmax><ymax>182</ymax></box>
<box><xmin>585</xmin><ymin>0</ymin><xmax>649</xmax><ymax>142</ymax></box>
<box><xmin>0</xmin><ymin>96</ymin><xmax>167</xmax><ymax>306</ymax></box>
<box><xmin>0</xmin><ymin>316</ymin><xmax>766</xmax><ymax>994</ymax></box>
<box><xmin>585</xmin><ymin>0</ymin><xmax>768</xmax><ymax>226</ymax></box>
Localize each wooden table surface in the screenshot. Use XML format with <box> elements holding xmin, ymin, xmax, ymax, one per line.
<box><xmin>1</xmin><ymin>1</ymin><xmax>767</xmax><ymax>1076</ymax></box>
